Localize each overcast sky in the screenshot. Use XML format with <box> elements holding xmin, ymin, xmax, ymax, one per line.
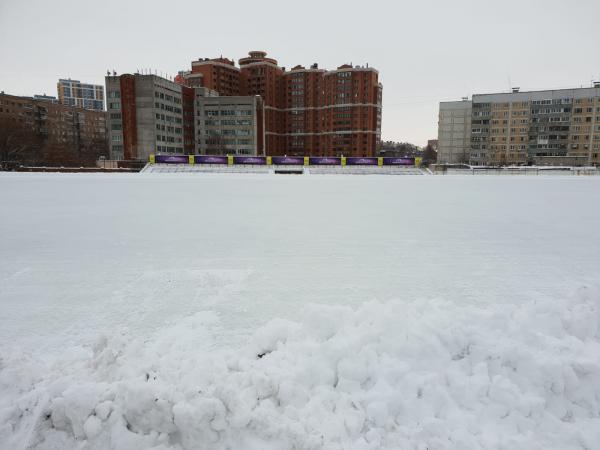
<box><xmin>1</xmin><ymin>0</ymin><xmax>599</xmax><ymax>145</ymax></box>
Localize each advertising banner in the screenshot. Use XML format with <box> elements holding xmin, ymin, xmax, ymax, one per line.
<box><xmin>155</xmin><ymin>155</ymin><xmax>190</xmax><ymax>164</ymax></box>
<box><xmin>271</xmin><ymin>156</ymin><xmax>305</xmax><ymax>165</ymax></box>
<box><xmin>195</xmin><ymin>155</ymin><xmax>229</xmax><ymax>165</ymax></box>
<box><xmin>345</xmin><ymin>157</ymin><xmax>379</xmax><ymax>166</ymax></box>
<box><xmin>233</xmin><ymin>156</ymin><xmax>267</xmax><ymax>165</ymax></box>
<box><xmin>382</xmin><ymin>157</ymin><xmax>415</xmax><ymax>166</ymax></box>
<box><xmin>308</xmin><ymin>157</ymin><xmax>341</xmax><ymax>165</ymax></box>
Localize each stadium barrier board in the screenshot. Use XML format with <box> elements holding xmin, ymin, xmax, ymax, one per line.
<box><xmin>152</xmin><ymin>155</ymin><xmax>416</xmax><ymax>166</ymax></box>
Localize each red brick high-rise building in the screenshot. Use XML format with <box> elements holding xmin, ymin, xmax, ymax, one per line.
<box><xmin>190</xmin><ymin>57</ymin><xmax>240</xmax><ymax>96</ymax></box>
<box><xmin>181</xmin><ymin>51</ymin><xmax>382</xmax><ymax>157</ymax></box>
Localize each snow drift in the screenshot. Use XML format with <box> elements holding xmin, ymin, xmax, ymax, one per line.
<box><xmin>2</xmin><ymin>286</ymin><xmax>600</xmax><ymax>450</ymax></box>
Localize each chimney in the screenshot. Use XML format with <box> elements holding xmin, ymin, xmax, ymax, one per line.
<box><xmin>512</xmin><ymin>87</ymin><xmax>520</xmax><ymax>93</ymax></box>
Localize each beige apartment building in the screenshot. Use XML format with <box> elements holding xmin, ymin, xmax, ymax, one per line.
<box><xmin>471</xmin><ymin>85</ymin><xmax>600</xmax><ymax>166</ymax></box>
<box><xmin>439</xmin><ymin>83</ymin><xmax>600</xmax><ymax>166</ymax></box>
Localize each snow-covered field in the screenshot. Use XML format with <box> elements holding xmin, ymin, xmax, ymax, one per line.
<box><xmin>1</xmin><ymin>172</ymin><xmax>600</xmax><ymax>450</ymax></box>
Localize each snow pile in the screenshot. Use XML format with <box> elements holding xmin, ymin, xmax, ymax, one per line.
<box><xmin>2</xmin><ymin>286</ymin><xmax>600</xmax><ymax>450</ymax></box>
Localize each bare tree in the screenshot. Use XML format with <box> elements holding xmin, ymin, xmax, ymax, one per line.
<box><xmin>456</xmin><ymin>152</ymin><xmax>469</xmax><ymax>165</ymax></box>
<box><xmin>40</xmin><ymin>126</ymin><xmax>108</xmax><ymax>168</ymax></box>
<box><xmin>422</xmin><ymin>144</ymin><xmax>438</xmax><ymax>165</ymax></box>
<box><xmin>379</xmin><ymin>140</ymin><xmax>421</xmax><ymax>157</ymax></box>
<box><xmin>0</xmin><ymin>117</ymin><xmax>41</xmax><ymax>170</ymax></box>
<box><xmin>206</xmin><ymin>135</ymin><xmax>231</xmax><ymax>156</ymax></box>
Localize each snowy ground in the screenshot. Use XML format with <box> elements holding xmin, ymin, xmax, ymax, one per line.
<box><xmin>1</xmin><ymin>173</ymin><xmax>599</xmax><ymax>449</ymax></box>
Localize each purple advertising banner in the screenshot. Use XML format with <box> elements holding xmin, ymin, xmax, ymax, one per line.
<box><xmin>383</xmin><ymin>157</ymin><xmax>415</xmax><ymax>166</ymax></box>
<box><xmin>233</xmin><ymin>156</ymin><xmax>267</xmax><ymax>165</ymax></box>
<box><xmin>155</xmin><ymin>155</ymin><xmax>189</xmax><ymax>164</ymax></box>
<box><xmin>345</xmin><ymin>157</ymin><xmax>379</xmax><ymax>166</ymax></box>
<box><xmin>308</xmin><ymin>157</ymin><xmax>341</xmax><ymax>165</ymax></box>
<box><xmin>195</xmin><ymin>155</ymin><xmax>228</xmax><ymax>165</ymax></box>
<box><xmin>271</xmin><ymin>156</ymin><xmax>305</xmax><ymax>165</ymax></box>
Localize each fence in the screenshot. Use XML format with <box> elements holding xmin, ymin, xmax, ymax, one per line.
<box><xmin>437</xmin><ymin>167</ymin><xmax>600</xmax><ymax>176</ymax></box>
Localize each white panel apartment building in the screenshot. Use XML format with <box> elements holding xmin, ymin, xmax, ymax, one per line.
<box><xmin>196</xmin><ymin>95</ymin><xmax>263</xmax><ymax>156</ymax></box>
<box><xmin>437</xmin><ymin>99</ymin><xmax>472</xmax><ymax>164</ymax></box>
<box><xmin>105</xmin><ymin>74</ymin><xmax>185</xmax><ymax>161</ymax></box>
<box><xmin>105</xmin><ymin>74</ymin><xmax>263</xmax><ymax>160</ymax></box>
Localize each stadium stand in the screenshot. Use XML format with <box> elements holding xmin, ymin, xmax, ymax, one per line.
<box><xmin>141</xmin><ymin>164</ymin><xmax>426</xmax><ymax>175</ymax></box>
